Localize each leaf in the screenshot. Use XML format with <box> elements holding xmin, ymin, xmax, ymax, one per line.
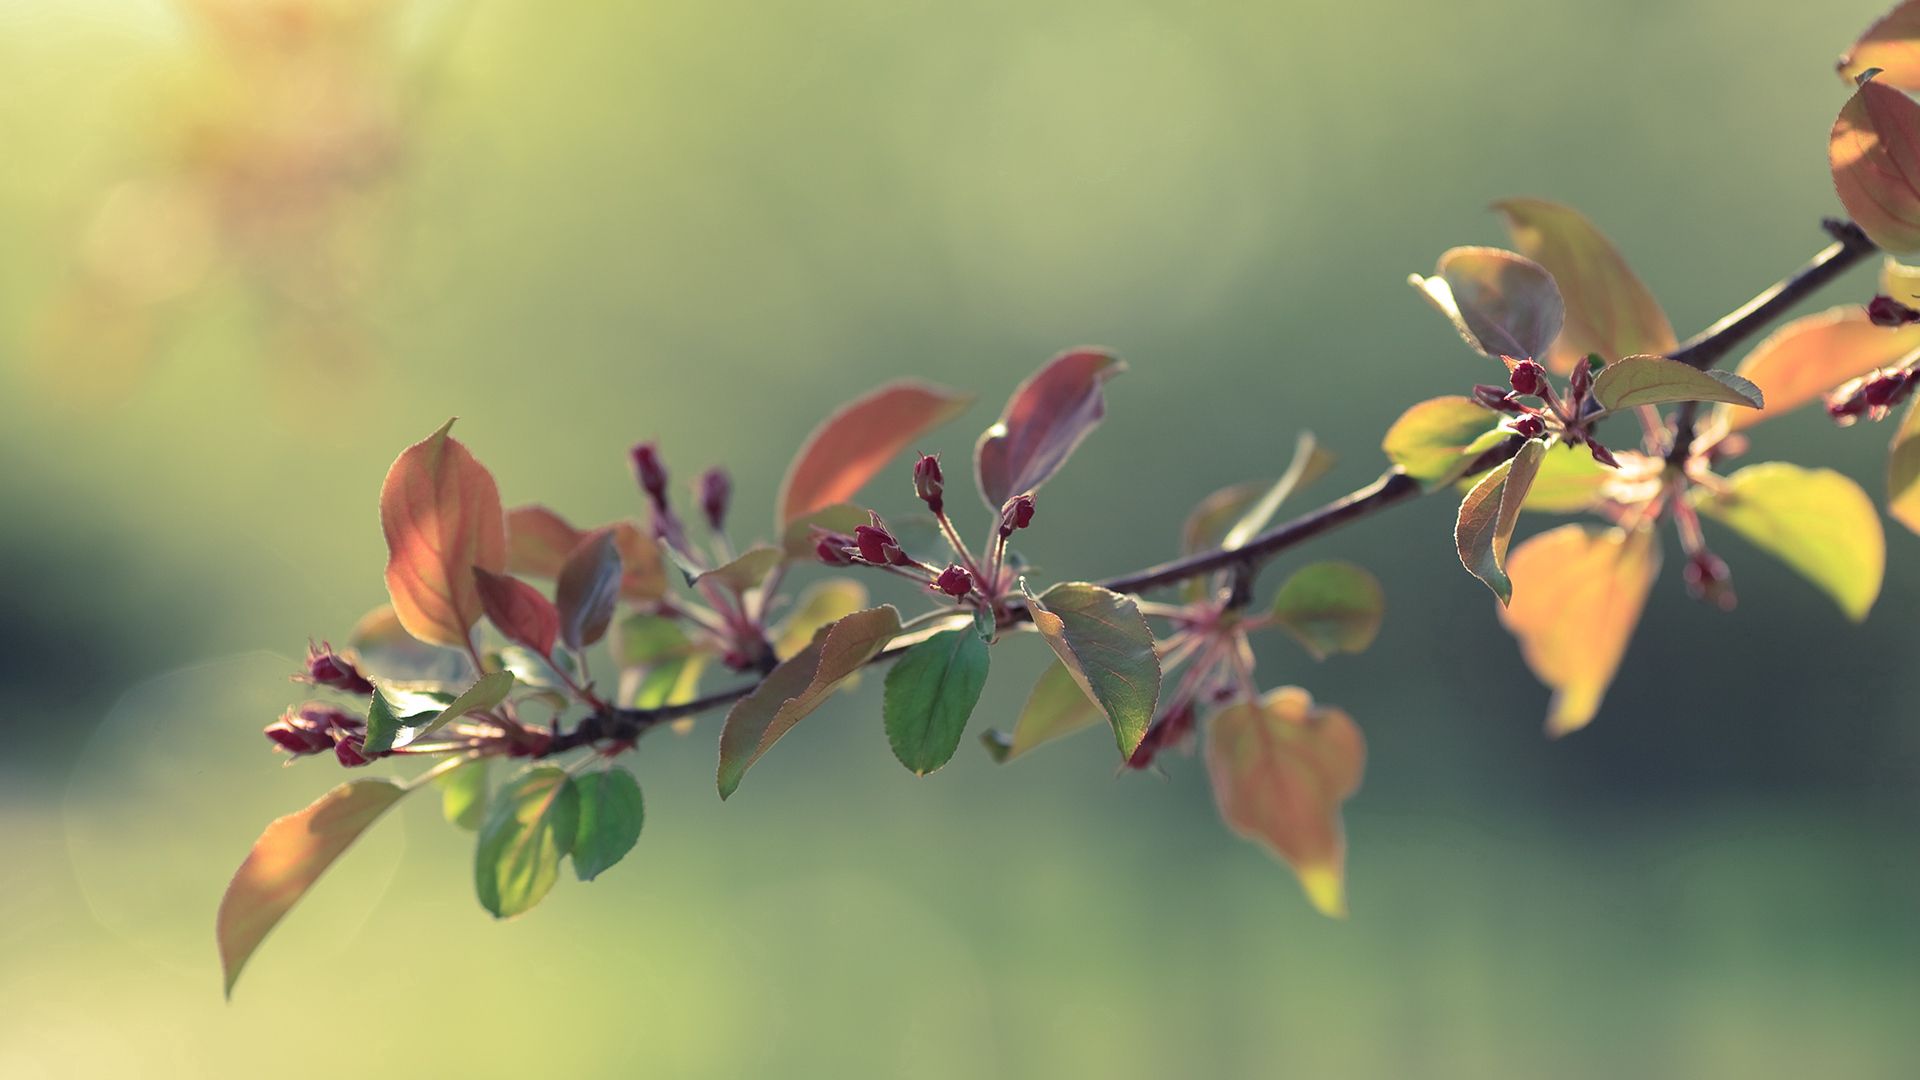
<box><xmin>364</xmin><ymin>669</ymin><xmax>515</xmax><ymax>754</ymax></box>
<box><xmin>571</xmin><ymin>769</ymin><xmax>644</xmax><ymax>882</ymax></box>
<box><xmin>1590</xmin><ymin>355</ymin><xmax>1763</xmax><ymax>411</ymax></box>
<box><xmin>980</xmin><ymin>660</ymin><xmax>1103</xmax><ymax>763</ymax></box>
<box><xmin>346</xmin><ymin>603</ymin><xmax>475</xmax><ymax>689</ymax></box>
<box><xmin>1840</xmin><ymin>0</ymin><xmax>1920</xmax><ymax>90</ymax></box>
<box><xmin>379</xmin><ymin>419</ymin><xmax>508</xmax><ymax>648</ymax></box>
<box><xmin>1268</xmin><ymin>562</ymin><xmax>1385</xmax><ymax>659</ymax></box>
<box><xmin>217</xmin><ymin>779</ymin><xmax>408</xmax><ymax>996</ymax></box>
<box><xmin>1177</xmin><ymin>435</ymin><xmax>1337</xmax><ymax>601</ymax></box>
<box><xmin>505</xmin><ymin>505</ymin><xmax>580</xmax><ymax>579</ymax></box>
<box><xmin>1891</xmin><ymin>397</ymin><xmax>1920</xmax><ymax>534</ymax></box>
<box><xmin>1884</xmin><ymin>255</ymin><xmax>1920</xmax><ymax>306</ymax></box>
<box><xmin>771</xmin><ymin>580</ymin><xmax>871</xmax><ymax>660</ymax></box>
<box><xmin>1454</xmin><ymin>438</ymin><xmax>1546</xmax><ymax>604</ymax></box>
<box><xmin>1381</xmin><ymin>396</ymin><xmax>1505</xmax><ymax>489</ymax></box>
<box><xmin>610</xmin><ymin>613</ymin><xmax>704</xmax><ymax>711</ymax></box>
<box><xmin>473</xmin><ymin>568</ymin><xmax>560</xmax><ymax>657</ymax></box>
<box><xmin>717</xmin><ymin>606</ymin><xmax>903</xmax><ymax>799</ymax></box>
<box><xmin>975</xmin><ymin>348</ymin><xmax>1126</xmax><ymax>509</ymax></box>
<box><xmin>1832</xmin><ymin>76</ymin><xmax>1920</xmax><ymax>254</ymax></box>
<box><xmin>1221</xmin><ymin>432</ymin><xmax>1337</xmax><ymax>549</ymax></box>
<box><xmin>1204</xmin><ymin>687</ymin><xmax>1365</xmax><ymax>918</ymax></box>
<box><xmin>609</xmin><ymin>521</ymin><xmax>668</xmax><ymax>602</ymax></box>
<box><xmin>1022</xmin><ymin>582</ymin><xmax>1160</xmax><ymax>758</ymax></box>
<box><xmin>474</xmin><ymin>766</ymin><xmax>579</xmax><ymax>919</ymax></box>
<box><xmin>1713</xmin><ymin>306</ymin><xmax>1920</xmax><ymax>434</ymax></box>
<box><xmin>778</xmin><ymin>381</ymin><xmax>972</xmax><ymax>526</ymax></box>
<box><xmin>695</xmin><ymin>545</ymin><xmax>782</xmax><ymax>595</ymax></box>
<box><xmin>779</xmin><ymin>504</ymin><xmax>872</xmax><ymax>561</ymax></box>
<box><xmin>1499</xmin><ymin>524</ymin><xmax>1662</xmax><ymax>737</ymax></box>
<box><xmin>1409</xmin><ymin>247</ymin><xmax>1565</xmax><ymax>361</ymax></box>
<box><xmin>883</xmin><ymin>628</ymin><xmax>991</xmax><ymax>775</ymax></box>
<box><xmin>1693</xmin><ymin>463</ymin><xmax>1885</xmax><ymax>621</ymax></box>
<box><xmin>1515</xmin><ymin>440</ymin><xmax>1615</xmax><ymax>513</ymax></box>
<box><xmin>439</xmin><ymin>758</ymin><xmax>490</xmax><ymax>831</ymax></box>
<box><xmin>554</xmin><ymin>529</ymin><xmax>622</xmax><ymax>650</ymax></box>
<box><xmin>1492</xmin><ymin>197</ymin><xmax>1676</xmax><ymax>372</ymax></box>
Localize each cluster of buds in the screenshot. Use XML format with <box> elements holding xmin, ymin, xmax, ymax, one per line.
<box><xmin>1683</xmin><ymin>550</ymin><xmax>1737</xmax><ymax>612</ymax></box>
<box><xmin>632</xmin><ymin>441</ymin><xmax>735</xmax><ymax>549</ymax></box>
<box><xmin>299</xmin><ymin>642</ymin><xmax>374</xmax><ymax>696</ymax></box>
<box><xmin>264</xmin><ymin>704</ymin><xmax>376</xmax><ymax>766</ymax></box>
<box><xmin>1868</xmin><ymin>295</ymin><xmax>1920</xmax><ymax>328</ymax></box>
<box><xmin>1471</xmin><ymin>357</ymin><xmax>1618</xmax><ymax>467</ymax></box>
<box><xmin>1827</xmin><ymin>366</ymin><xmax>1918</xmax><ymax>425</ymax></box>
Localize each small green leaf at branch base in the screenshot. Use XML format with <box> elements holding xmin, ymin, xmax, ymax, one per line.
<box><xmin>1382</xmin><ymin>397</ymin><xmax>1505</xmax><ymax>489</ymax></box>
<box><xmin>364</xmin><ymin>670</ymin><xmax>515</xmax><ymax>755</ymax></box>
<box><xmin>1268</xmin><ymin>562</ymin><xmax>1385</xmax><ymax>659</ymax></box>
<box><xmin>439</xmin><ymin>758</ymin><xmax>490</xmax><ymax>831</ymax></box>
<box><xmin>475</xmin><ymin>766</ymin><xmax>579</xmax><ymax>919</ymax></box>
<box><xmin>571</xmin><ymin>769</ymin><xmax>644</xmax><ymax>882</ymax></box>
<box><xmin>1693</xmin><ymin>463</ymin><xmax>1885</xmax><ymax>622</ymax></box>
<box><xmin>1455</xmin><ymin>438</ymin><xmax>1546</xmax><ymax>604</ymax></box>
<box><xmin>883</xmin><ymin>628</ymin><xmax>991</xmax><ymax>775</ymax></box>
<box><xmin>981</xmin><ymin>660</ymin><xmax>1103</xmax><ymax>763</ymax></box>
<box><xmin>1590</xmin><ymin>355</ymin><xmax>1763</xmax><ymax>411</ymax></box>
<box><xmin>1022</xmin><ymin>582</ymin><xmax>1160</xmax><ymax>758</ymax></box>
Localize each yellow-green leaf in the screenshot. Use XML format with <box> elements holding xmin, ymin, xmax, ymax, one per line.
<box><xmin>771</xmin><ymin>580</ymin><xmax>871</xmax><ymax>660</ymax></box>
<box><xmin>1713</xmin><ymin>306</ymin><xmax>1920</xmax><ymax>434</ymax></box>
<box><xmin>1891</xmin><ymin>397</ymin><xmax>1920</xmax><ymax>534</ymax></box>
<box><xmin>438</xmin><ymin>758</ymin><xmax>490</xmax><ymax>831</ymax></box>
<box><xmin>1410</xmin><ymin>246</ymin><xmax>1565</xmax><ymax>361</ymax></box>
<box><xmin>1693</xmin><ymin>463</ymin><xmax>1885</xmax><ymax>622</ymax></box>
<box><xmin>1381</xmin><ymin>396</ymin><xmax>1504</xmax><ymax>489</ymax></box>
<box><xmin>1840</xmin><ymin>1</ymin><xmax>1920</xmax><ymax>91</ymax></box>
<box><xmin>695</xmin><ymin>545</ymin><xmax>781</xmax><ymax>595</ymax></box>
<box><xmin>1590</xmin><ymin>355</ymin><xmax>1763</xmax><ymax>411</ymax></box>
<box><xmin>980</xmin><ymin>660</ymin><xmax>1103</xmax><ymax>763</ymax></box>
<box><xmin>1516</xmin><ymin>440</ymin><xmax>1615</xmax><ymax>513</ymax></box>
<box><xmin>1455</xmin><ymin>438</ymin><xmax>1546</xmax><ymax>604</ymax></box>
<box><xmin>475</xmin><ymin>766</ymin><xmax>579</xmax><ymax>919</ymax></box>
<box><xmin>1499</xmin><ymin>525</ymin><xmax>1661</xmax><ymax>738</ymax></box>
<box><xmin>1022</xmin><ymin>582</ymin><xmax>1161</xmax><ymax>758</ymax></box>
<box><xmin>1204</xmin><ymin>686</ymin><xmax>1365</xmax><ymax>918</ymax></box>
<box><xmin>1493</xmin><ymin>197</ymin><xmax>1676</xmax><ymax>372</ymax></box>
<box><xmin>1267</xmin><ymin>561</ymin><xmax>1385</xmax><ymax>659</ymax></box>
<box><xmin>1832</xmin><ymin>76</ymin><xmax>1920</xmax><ymax>254</ymax></box>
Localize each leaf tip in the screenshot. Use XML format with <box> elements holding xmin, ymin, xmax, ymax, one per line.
<box><xmin>1299</xmin><ymin>864</ymin><xmax>1348</xmax><ymax>919</ymax></box>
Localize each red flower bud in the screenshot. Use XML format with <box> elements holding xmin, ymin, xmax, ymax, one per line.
<box><xmin>1865</xmin><ymin>369</ymin><xmax>1913</xmax><ymax>409</ymax></box>
<box><xmin>912</xmin><ymin>453</ymin><xmax>944</xmax><ymax>515</ymax></box>
<box><xmin>1868</xmin><ymin>295</ymin><xmax>1920</xmax><ymax>327</ymax></box>
<box><xmin>1126</xmin><ymin>701</ymin><xmax>1196</xmax><ymax>770</ymax></box>
<box><xmin>1509</xmin><ymin>360</ymin><xmax>1548</xmax><ymax>397</ymax></box>
<box><xmin>1568</xmin><ymin>354</ymin><xmax>1598</xmax><ymax>401</ymax></box>
<box><xmin>1586</xmin><ymin>438</ymin><xmax>1620</xmax><ymax>469</ymax></box>
<box><xmin>853</xmin><ymin>524</ymin><xmax>894</xmax><ymax>564</ymax></box>
<box><xmin>300</xmin><ymin>642</ymin><xmax>375</xmax><ymax>696</ymax></box>
<box><xmin>1472</xmin><ymin>384</ymin><xmax>1522</xmax><ymax>412</ymax></box>
<box><xmin>699</xmin><ymin>467</ymin><xmax>731</xmax><ymax>532</ymax></box>
<box><xmin>815</xmin><ymin>534</ymin><xmax>855</xmax><ymax>566</ymax></box>
<box><xmin>334</xmin><ymin>734</ymin><xmax>374</xmax><ymax>768</ymax></box>
<box><xmin>935</xmin><ymin>564</ymin><xmax>974</xmax><ymax>598</ymax></box>
<box><xmin>1683</xmin><ymin>550</ymin><xmax>1736</xmax><ymax>612</ymax></box>
<box><xmin>998</xmin><ymin>493</ymin><xmax>1036</xmax><ymax>537</ymax></box>
<box><xmin>630</xmin><ymin>442</ymin><xmax>669</xmax><ymax>508</ymax></box>
<box><xmin>1509</xmin><ymin>414</ymin><xmax>1546</xmax><ymax>439</ymax></box>
<box><xmin>264</xmin><ymin>709</ymin><xmax>334</xmax><ymax>756</ymax></box>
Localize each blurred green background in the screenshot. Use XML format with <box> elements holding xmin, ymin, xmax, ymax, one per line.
<box><xmin>3</xmin><ymin>0</ymin><xmax>1918</xmax><ymax>1076</ymax></box>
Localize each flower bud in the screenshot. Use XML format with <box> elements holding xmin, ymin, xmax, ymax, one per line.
<box><xmin>935</xmin><ymin>564</ymin><xmax>974</xmax><ymax>598</ymax></box>
<box><xmin>1509</xmin><ymin>359</ymin><xmax>1548</xmax><ymax>397</ymax></box>
<box><xmin>696</xmin><ymin>466</ymin><xmax>731</xmax><ymax>532</ymax></box>
<box><xmin>264</xmin><ymin>709</ymin><xmax>334</xmax><ymax>756</ymax></box>
<box><xmin>1868</xmin><ymin>295</ymin><xmax>1920</xmax><ymax>327</ymax></box>
<box><xmin>997</xmin><ymin>493</ymin><xmax>1036</xmax><ymax>537</ymax></box>
<box><xmin>912</xmin><ymin>454</ymin><xmax>944</xmax><ymax>515</ymax></box>
<box><xmin>334</xmin><ymin>734</ymin><xmax>374</xmax><ymax>768</ymax></box>
<box><xmin>1472</xmin><ymin>384</ymin><xmax>1523</xmax><ymax>413</ymax></box>
<box><xmin>1586</xmin><ymin>438</ymin><xmax>1620</xmax><ymax>469</ymax></box>
<box><xmin>815</xmin><ymin>533</ymin><xmax>855</xmax><ymax>566</ymax></box>
<box><xmin>630</xmin><ymin>442</ymin><xmax>669</xmax><ymax>508</ymax></box>
<box><xmin>1509</xmin><ymin>414</ymin><xmax>1546</xmax><ymax>439</ymax></box>
<box><xmin>301</xmin><ymin>642</ymin><xmax>374</xmax><ymax>696</ymax></box>
<box><xmin>1126</xmin><ymin>700</ymin><xmax>1196</xmax><ymax>770</ymax></box>
<box><xmin>853</xmin><ymin>524</ymin><xmax>895</xmax><ymax>564</ymax></box>
<box><xmin>1683</xmin><ymin>550</ymin><xmax>1736</xmax><ymax>612</ymax></box>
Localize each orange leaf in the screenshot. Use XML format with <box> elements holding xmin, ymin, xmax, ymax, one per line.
<box><xmin>473</xmin><ymin>568</ymin><xmax>560</xmax><ymax>656</ymax></box>
<box><xmin>380</xmin><ymin>420</ymin><xmax>507</xmax><ymax>648</ymax></box>
<box><xmin>1839</xmin><ymin>1</ymin><xmax>1920</xmax><ymax>90</ymax></box>
<box><xmin>1499</xmin><ymin>524</ymin><xmax>1661</xmax><ymax>738</ymax></box>
<box><xmin>217</xmin><ymin>779</ymin><xmax>408</xmax><ymax>997</ymax></box>
<box><xmin>1831</xmin><ymin>77</ymin><xmax>1920</xmax><ymax>254</ymax></box>
<box><xmin>1715</xmin><ymin>307</ymin><xmax>1920</xmax><ymax>434</ymax></box>
<box><xmin>507</xmin><ymin>505</ymin><xmax>664</xmax><ymax>602</ymax></box>
<box><xmin>1494</xmin><ymin>198</ymin><xmax>1676</xmax><ymax>373</ymax></box>
<box><xmin>974</xmin><ymin>348</ymin><xmax>1126</xmax><ymax>509</ymax></box>
<box><xmin>1205</xmin><ymin>687</ymin><xmax>1365</xmax><ymax>918</ymax></box>
<box><xmin>778</xmin><ymin>381</ymin><xmax>972</xmax><ymax>526</ymax></box>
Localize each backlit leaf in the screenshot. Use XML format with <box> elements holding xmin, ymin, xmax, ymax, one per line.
<box><xmin>1891</xmin><ymin>398</ymin><xmax>1920</xmax><ymax>533</ymax></box>
<box><xmin>1268</xmin><ymin>562</ymin><xmax>1385</xmax><ymax>659</ymax></box>
<box><xmin>1713</xmin><ymin>306</ymin><xmax>1920</xmax><ymax>433</ymax></box>
<box><xmin>1493</xmin><ymin>198</ymin><xmax>1676</xmax><ymax>372</ymax></box>
<box><xmin>980</xmin><ymin>660</ymin><xmax>1103</xmax><ymax>762</ymax></box>
<box><xmin>883</xmin><ymin>628</ymin><xmax>991</xmax><ymax>775</ymax></box>
<box><xmin>505</xmin><ymin>505</ymin><xmax>580</xmax><ymax>579</ymax></box>
<box><xmin>695</xmin><ymin>545</ymin><xmax>781</xmax><ymax>595</ymax></box>
<box><xmin>1840</xmin><ymin>0</ymin><xmax>1920</xmax><ymax>90</ymax></box>
<box><xmin>1516</xmin><ymin>440</ymin><xmax>1614</xmax><ymax>513</ymax></box>
<box><xmin>438</xmin><ymin>758</ymin><xmax>490</xmax><ymax>831</ymax></box>
<box><xmin>554</xmin><ymin>529</ymin><xmax>622</xmax><ymax>650</ymax></box>
<box><xmin>217</xmin><ymin>778</ymin><xmax>408</xmax><ymax>996</ymax></box>
<box><xmin>473</xmin><ymin>568</ymin><xmax>560</xmax><ymax>657</ymax></box>
<box><xmin>1590</xmin><ymin>355</ymin><xmax>1763</xmax><ymax>411</ymax></box>
<box><xmin>778</xmin><ymin>381</ymin><xmax>971</xmax><ymax>526</ymax></box>
<box><xmin>1022</xmin><ymin>582</ymin><xmax>1160</xmax><ymax>758</ymax></box>
<box><xmin>975</xmin><ymin>348</ymin><xmax>1125</xmax><ymax>509</ymax></box>
<box><xmin>1410</xmin><ymin>247</ymin><xmax>1564</xmax><ymax>361</ymax></box>
<box><xmin>1693</xmin><ymin>463</ymin><xmax>1885</xmax><ymax>621</ymax></box>
<box><xmin>717</xmin><ymin>605</ymin><xmax>902</xmax><ymax>799</ymax></box>
<box><xmin>571</xmin><ymin>768</ymin><xmax>644</xmax><ymax>882</ymax></box>
<box><xmin>1499</xmin><ymin>525</ymin><xmax>1661</xmax><ymax>737</ymax></box>
<box><xmin>379</xmin><ymin>419</ymin><xmax>507</xmax><ymax>648</ymax></box>
<box><xmin>1381</xmin><ymin>396</ymin><xmax>1504</xmax><ymax>489</ymax></box>
<box><xmin>1205</xmin><ymin>686</ymin><xmax>1365</xmax><ymax>918</ymax></box>
<box><xmin>1455</xmin><ymin>438</ymin><xmax>1546</xmax><ymax>604</ymax></box>
<box><xmin>346</xmin><ymin>604</ymin><xmax>474</xmax><ymax>688</ymax></box>
<box><xmin>1832</xmin><ymin>76</ymin><xmax>1920</xmax><ymax>254</ymax></box>
<box><xmin>779</xmin><ymin>504</ymin><xmax>872</xmax><ymax>561</ymax></box>
<box><xmin>475</xmin><ymin>766</ymin><xmax>578</xmax><ymax>919</ymax></box>
<box><xmin>364</xmin><ymin>669</ymin><xmax>515</xmax><ymax>755</ymax></box>
<box><xmin>772</xmin><ymin>580</ymin><xmax>871</xmax><ymax>660</ymax></box>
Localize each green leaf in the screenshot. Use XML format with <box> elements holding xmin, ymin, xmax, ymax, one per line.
<box><xmin>771</xmin><ymin>580</ymin><xmax>870</xmax><ymax>660</ymax></box>
<box><xmin>1267</xmin><ymin>561</ymin><xmax>1385</xmax><ymax>659</ymax></box>
<box><xmin>1021</xmin><ymin>582</ymin><xmax>1161</xmax><ymax>758</ymax></box>
<box><xmin>217</xmin><ymin>779</ymin><xmax>409</xmax><ymax>997</ymax></box>
<box><xmin>364</xmin><ymin>670</ymin><xmax>515</xmax><ymax>755</ymax></box>
<box><xmin>1590</xmin><ymin>355</ymin><xmax>1763</xmax><ymax>411</ymax></box>
<box><xmin>1693</xmin><ymin>463</ymin><xmax>1886</xmax><ymax>621</ymax></box>
<box><xmin>1514</xmin><ymin>439</ymin><xmax>1615</xmax><ymax>513</ymax></box>
<box><xmin>1409</xmin><ymin>246</ymin><xmax>1565</xmax><ymax>361</ymax></box>
<box><xmin>883</xmin><ymin>628</ymin><xmax>991</xmax><ymax>775</ymax></box>
<box><xmin>1381</xmin><ymin>396</ymin><xmax>1504</xmax><ymax>489</ymax></box>
<box><xmin>571</xmin><ymin>769</ymin><xmax>644</xmax><ymax>882</ymax></box>
<box><xmin>980</xmin><ymin>660</ymin><xmax>1104</xmax><ymax>763</ymax></box>
<box><xmin>438</xmin><ymin>758</ymin><xmax>490</xmax><ymax>831</ymax></box>
<box><xmin>475</xmin><ymin>766</ymin><xmax>579</xmax><ymax>919</ymax></box>
<box><xmin>1455</xmin><ymin>438</ymin><xmax>1546</xmax><ymax>605</ymax></box>
<box><xmin>779</xmin><ymin>504</ymin><xmax>872</xmax><ymax>561</ymax></box>
<box><xmin>1891</xmin><ymin>397</ymin><xmax>1920</xmax><ymax>535</ymax></box>
<box><xmin>717</xmin><ymin>605</ymin><xmax>902</xmax><ymax>798</ymax></box>
<box><xmin>696</xmin><ymin>545</ymin><xmax>782</xmax><ymax>595</ymax></box>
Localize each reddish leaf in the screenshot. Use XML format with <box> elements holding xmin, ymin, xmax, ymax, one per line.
<box><xmin>217</xmin><ymin>779</ymin><xmax>409</xmax><ymax>997</ymax></box>
<box><xmin>1714</xmin><ymin>307</ymin><xmax>1920</xmax><ymax>434</ymax></box>
<box><xmin>505</xmin><ymin>505</ymin><xmax>579</xmax><ymax>579</ymax></box>
<box><xmin>777</xmin><ymin>381</ymin><xmax>972</xmax><ymax>527</ymax></box>
<box><xmin>473</xmin><ymin>568</ymin><xmax>561</xmax><ymax>656</ymax></box>
<box><xmin>1410</xmin><ymin>247</ymin><xmax>1565</xmax><ymax>362</ymax></box>
<box><xmin>1205</xmin><ymin>687</ymin><xmax>1365</xmax><ymax>918</ymax></box>
<box><xmin>1454</xmin><ymin>438</ymin><xmax>1546</xmax><ymax>604</ymax></box>
<box><xmin>1840</xmin><ymin>1</ymin><xmax>1920</xmax><ymax>90</ymax></box>
<box><xmin>379</xmin><ymin>419</ymin><xmax>507</xmax><ymax>648</ymax></box>
<box><xmin>974</xmin><ymin>348</ymin><xmax>1126</xmax><ymax>509</ymax></box>
<box><xmin>609</xmin><ymin>521</ymin><xmax>668</xmax><ymax>602</ymax></box>
<box><xmin>554</xmin><ymin>529</ymin><xmax>623</xmax><ymax>650</ymax></box>
<box><xmin>1493</xmin><ymin>198</ymin><xmax>1676</xmax><ymax>371</ymax></box>
<box><xmin>1831</xmin><ymin>77</ymin><xmax>1920</xmax><ymax>254</ymax></box>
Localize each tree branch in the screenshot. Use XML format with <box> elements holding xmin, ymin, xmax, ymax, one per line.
<box><xmin>562</xmin><ymin>220</ymin><xmax>1879</xmax><ymax>753</ymax></box>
